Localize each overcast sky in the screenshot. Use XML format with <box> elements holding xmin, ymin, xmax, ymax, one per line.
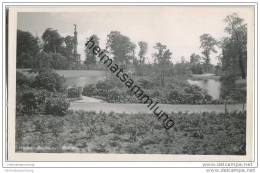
<box><xmin>17</xmin><ymin>6</ymin><xmax>253</xmax><ymax>64</ymax></box>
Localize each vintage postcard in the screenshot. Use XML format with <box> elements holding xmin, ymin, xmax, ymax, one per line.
<box><xmin>6</xmin><ymin>5</ymin><xmax>255</xmax><ymax>162</ymax></box>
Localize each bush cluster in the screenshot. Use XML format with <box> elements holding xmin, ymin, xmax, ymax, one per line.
<box><xmin>16</xmin><ymin>71</ymin><xmax>69</xmax><ymax>116</ymax></box>
<box><xmin>220</xmin><ymin>75</ymin><xmax>246</xmax><ymax>104</ymax></box>
<box><xmin>82</xmin><ymin>79</ymin><xmax>216</xmax><ymax>104</ymax></box>
<box><xmin>33</xmin><ymin>71</ymin><xmax>65</xmax><ymax>92</ymax></box>
<box><xmin>45</xmin><ymin>96</ymin><xmax>70</xmax><ymax>116</ymax></box>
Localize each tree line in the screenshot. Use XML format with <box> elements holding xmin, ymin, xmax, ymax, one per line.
<box><xmin>17</xmin><ymin>13</ymin><xmax>247</xmax><ymax>79</ymax></box>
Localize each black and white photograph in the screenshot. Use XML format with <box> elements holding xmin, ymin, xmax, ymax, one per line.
<box><xmin>9</xmin><ymin>5</ymin><xmax>254</xmax><ymax>159</ymax></box>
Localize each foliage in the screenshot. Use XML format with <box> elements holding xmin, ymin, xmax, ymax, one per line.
<box><xmin>82</xmin><ymin>78</ymin><xmax>216</xmax><ymax>104</ymax></box>
<box><xmin>64</xmin><ymin>35</ymin><xmax>74</xmax><ymax>55</ymax></box>
<box><xmin>42</xmin><ymin>28</ymin><xmax>64</xmax><ymax>53</ymax></box>
<box><xmin>50</xmin><ymin>53</ymin><xmax>69</xmax><ymax>69</ymax></box>
<box><xmin>16</xmin><ymin>72</ymin><xmax>36</xmax><ymax>115</ymax></box>
<box><xmin>33</xmin><ymin>51</ymin><xmax>53</xmax><ymax>70</ymax></box>
<box><xmin>17</xmin><ymin>30</ymin><xmax>40</xmax><ymax>68</ymax></box>
<box><xmin>153</xmin><ymin>42</ymin><xmax>172</xmax><ymax>64</ymax></box>
<box><xmin>106</xmin><ymin>31</ymin><xmax>136</xmax><ymax>67</ymax></box>
<box><xmin>137</xmin><ymin>41</ymin><xmax>148</xmax><ymax>64</ymax></box>
<box><xmin>166</xmin><ymin>84</ymin><xmax>212</xmax><ymax>104</ymax></box>
<box><xmin>16</xmin><ymin>110</ymin><xmax>246</xmax><ymax>154</ymax></box>
<box><xmin>132</xmin><ymin>41</ymin><xmax>148</xmax><ymax>75</ymax></box>
<box><xmin>45</xmin><ymin>96</ymin><xmax>70</xmax><ymax>116</ymax></box>
<box><xmin>137</xmin><ymin>78</ymin><xmax>154</xmax><ymax>89</ymax></box>
<box><xmin>17</xmin><ymin>88</ymin><xmax>51</xmax><ymax>115</ymax></box>
<box><xmin>200</xmin><ymin>33</ymin><xmax>218</xmax><ymax>72</ymax></box>
<box><xmin>33</xmin><ymin>71</ymin><xmax>65</xmax><ymax>92</ymax></box>
<box><xmin>221</xmin><ymin>13</ymin><xmax>247</xmax><ymax>79</ymax></box>
<box><xmin>33</xmin><ymin>51</ymin><xmax>69</xmax><ymax>70</ymax></box>
<box><xmin>220</xmin><ymin>75</ymin><xmax>246</xmax><ymax>103</ymax></box>
<box><xmin>190</xmin><ymin>53</ymin><xmax>201</xmax><ymax>64</ymax></box>
<box><xmin>96</xmin><ymin>80</ymin><xmax>114</xmax><ymax>90</ymax></box>
<box><xmin>16</xmin><ymin>71</ymin><xmax>33</xmax><ymax>86</ymax></box>
<box><xmin>153</xmin><ymin>42</ymin><xmax>173</xmax><ymax>86</ymax></box>
<box><xmin>172</xmin><ymin>62</ymin><xmax>192</xmax><ymax>75</ymax></box>
<box><xmin>189</xmin><ymin>53</ymin><xmax>204</xmax><ymax>74</ymax></box>
<box><xmin>16</xmin><ymin>70</ymin><xmax>69</xmax><ymax>116</ymax></box>
<box><xmin>20</xmin><ymin>91</ymin><xmax>39</xmax><ymax>114</ymax></box>
<box><xmin>190</xmin><ymin>64</ymin><xmax>203</xmax><ymax>74</ymax></box>
<box><xmin>84</xmin><ymin>35</ymin><xmax>99</xmax><ymax>67</ymax></box>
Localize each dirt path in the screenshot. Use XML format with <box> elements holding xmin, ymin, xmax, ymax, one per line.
<box><xmin>70</xmin><ymin>102</ymin><xmax>244</xmax><ymax>113</ymax></box>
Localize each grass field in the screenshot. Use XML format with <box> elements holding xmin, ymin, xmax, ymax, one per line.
<box><xmin>16</xmin><ymin>110</ymin><xmax>246</xmax><ymax>155</ymax></box>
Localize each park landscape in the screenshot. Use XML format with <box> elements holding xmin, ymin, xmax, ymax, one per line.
<box><xmin>15</xmin><ymin>10</ymin><xmax>247</xmax><ymax>155</ymax></box>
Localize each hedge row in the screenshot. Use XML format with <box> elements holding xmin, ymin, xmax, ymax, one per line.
<box><xmin>82</xmin><ymin>80</ymin><xmax>217</xmax><ymax>104</ymax></box>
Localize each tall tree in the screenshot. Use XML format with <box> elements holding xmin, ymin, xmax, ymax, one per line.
<box><xmin>33</xmin><ymin>51</ymin><xmax>53</xmax><ymax>70</ymax></box>
<box><xmin>153</xmin><ymin>42</ymin><xmax>173</xmax><ymax>86</ymax></box>
<box><xmin>84</xmin><ymin>35</ymin><xmax>99</xmax><ymax>68</ymax></box>
<box><xmin>42</xmin><ymin>28</ymin><xmax>64</xmax><ymax>53</ymax></box>
<box><xmin>200</xmin><ymin>33</ymin><xmax>217</xmax><ymax>72</ymax></box>
<box><xmin>17</xmin><ymin>30</ymin><xmax>40</xmax><ymax>68</ymax></box>
<box><xmin>153</xmin><ymin>42</ymin><xmax>167</xmax><ymax>64</ymax></box>
<box><xmin>224</xmin><ymin>13</ymin><xmax>247</xmax><ymax>79</ymax></box>
<box><xmin>138</xmin><ymin>41</ymin><xmax>148</xmax><ymax>64</ymax></box>
<box><xmin>106</xmin><ymin>31</ymin><xmax>136</xmax><ymax>68</ymax></box>
<box><xmin>50</xmin><ymin>53</ymin><xmax>69</xmax><ymax>70</ymax></box>
<box><xmin>64</xmin><ymin>35</ymin><xmax>74</xmax><ymax>55</ymax></box>
<box><xmin>153</xmin><ymin>42</ymin><xmax>172</xmax><ymax>65</ymax></box>
<box><xmin>221</xmin><ymin>37</ymin><xmax>237</xmax><ymax>75</ymax></box>
<box><xmin>190</xmin><ymin>53</ymin><xmax>203</xmax><ymax>74</ymax></box>
<box><xmin>190</xmin><ymin>53</ymin><xmax>201</xmax><ymax>64</ymax></box>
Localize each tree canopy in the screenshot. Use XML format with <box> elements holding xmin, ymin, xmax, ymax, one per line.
<box><xmin>200</xmin><ymin>33</ymin><xmax>218</xmax><ymax>72</ymax></box>
<box><xmin>17</xmin><ymin>30</ymin><xmax>40</xmax><ymax>68</ymax></box>
<box><xmin>42</xmin><ymin>28</ymin><xmax>64</xmax><ymax>53</ymax></box>
<box><xmin>106</xmin><ymin>31</ymin><xmax>136</xmax><ymax>67</ymax></box>
<box><xmin>85</xmin><ymin>34</ymin><xmax>100</xmax><ymax>67</ymax></box>
<box><xmin>138</xmin><ymin>41</ymin><xmax>148</xmax><ymax>64</ymax></box>
<box><xmin>222</xmin><ymin>13</ymin><xmax>247</xmax><ymax>79</ymax></box>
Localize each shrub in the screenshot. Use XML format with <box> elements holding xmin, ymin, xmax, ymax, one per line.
<box><xmin>106</xmin><ymin>88</ymin><xmax>122</xmax><ymax>102</ymax></box>
<box><xmin>220</xmin><ymin>75</ymin><xmax>246</xmax><ymax>104</ymax></box>
<box><xmin>82</xmin><ymin>78</ymin><xmax>216</xmax><ymax>104</ymax></box>
<box><xmin>96</xmin><ymin>80</ymin><xmax>114</xmax><ymax>90</ymax></box>
<box><xmin>20</xmin><ymin>91</ymin><xmax>39</xmax><ymax>114</ymax></box>
<box><xmin>33</xmin><ymin>71</ymin><xmax>65</xmax><ymax>92</ymax></box>
<box><xmin>16</xmin><ymin>89</ymin><xmax>51</xmax><ymax>115</ymax></box>
<box><xmin>33</xmin><ymin>51</ymin><xmax>53</xmax><ymax>70</ymax></box>
<box><xmin>167</xmin><ymin>90</ymin><xmax>182</xmax><ymax>104</ymax></box>
<box><xmin>50</xmin><ymin>53</ymin><xmax>69</xmax><ymax>70</ymax></box>
<box><xmin>45</xmin><ymin>96</ymin><xmax>70</xmax><ymax>116</ymax></box>
<box><xmin>16</xmin><ymin>72</ymin><xmax>33</xmax><ymax>87</ymax></box>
